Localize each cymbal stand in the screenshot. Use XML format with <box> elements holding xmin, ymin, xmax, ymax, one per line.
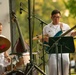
<box><xmin>20</xmin><ymin>3</ymin><xmax>47</xmax><ymax>74</ymax></box>
<box><xmin>23</xmin><ymin>0</ymin><xmax>47</xmax><ymax>75</ymax></box>
<box><xmin>20</xmin><ymin>3</ymin><xmax>47</xmax><ymax>70</ymax></box>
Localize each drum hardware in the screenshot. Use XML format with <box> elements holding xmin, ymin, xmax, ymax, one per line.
<box><xmin>15</xmin><ymin>52</ymin><xmax>30</xmax><ymax>72</ymax></box>
<box><xmin>21</xmin><ymin>2</ymin><xmax>47</xmax><ymax>74</ymax></box>
<box><xmin>33</xmin><ymin>35</ymin><xmax>47</xmax><ymax>41</ymax></box>
<box><xmin>37</xmin><ymin>40</ymin><xmax>50</xmax><ymax>47</ymax></box>
<box><xmin>9</xmin><ymin>52</ymin><xmax>30</xmax><ymax>73</ymax></box>
<box><xmin>4</xmin><ymin>55</ymin><xmax>18</xmax><ymax>73</ymax></box>
<box><xmin>5</xmin><ymin>64</ymin><xmax>16</xmax><ymax>72</ymax></box>
<box><xmin>37</xmin><ymin>39</ymin><xmax>49</xmax><ymax>64</ymax></box>
<box><xmin>4</xmin><ymin>54</ymin><xmax>25</xmax><ymax>74</ymax></box>
<box><xmin>5</xmin><ymin>70</ymin><xmax>25</xmax><ymax>75</ymax></box>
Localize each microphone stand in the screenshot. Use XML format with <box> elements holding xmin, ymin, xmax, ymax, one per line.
<box><xmin>24</xmin><ymin>0</ymin><xmax>47</xmax><ymax>75</ymax></box>
<box><xmin>20</xmin><ymin>7</ymin><xmax>47</xmax><ymax>25</ymax></box>
<box><xmin>20</xmin><ymin>3</ymin><xmax>47</xmax><ymax>73</ymax></box>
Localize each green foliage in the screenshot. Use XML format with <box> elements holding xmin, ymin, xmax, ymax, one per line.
<box><xmin>63</xmin><ymin>0</ymin><xmax>76</xmax><ymax>17</ymax></box>
<box><xmin>13</xmin><ymin>0</ymin><xmax>76</xmax><ymax>38</ymax></box>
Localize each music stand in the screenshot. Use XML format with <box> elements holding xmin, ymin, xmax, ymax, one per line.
<box><xmin>48</xmin><ymin>36</ymin><xmax>75</xmax><ymax>54</ymax></box>
<box><xmin>47</xmin><ymin>36</ymin><xmax>75</xmax><ymax>75</ymax></box>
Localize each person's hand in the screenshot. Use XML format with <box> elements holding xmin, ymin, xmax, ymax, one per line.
<box><xmin>33</xmin><ymin>34</ymin><xmax>49</xmax><ymax>42</ymax></box>
<box><xmin>4</xmin><ymin>52</ymin><xmax>11</xmax><ymax>63</ymax></box>
<box><xmin>43</xmin><ymin>35</ymin><xmax>49</xmax><ymax>42</ymax></box>
<box><xmin>6</xmin><ymin>56</ymin><xmax>11</xmax><ymax>63</ymax></box>
<box><xmin>71</xmin><ymin>31</ymin><xmax>76</xmax><ymax>36</ymax></box>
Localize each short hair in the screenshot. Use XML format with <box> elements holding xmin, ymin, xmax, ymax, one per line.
<box><xmin>0</xmin><ymin>23</ymin><xmax>2</xmax><ymax>26</ymax></box>
<box><xmin>51</xmin><ymin>9</ymin><xmax>61</xmax><ymax>16</ymax></box>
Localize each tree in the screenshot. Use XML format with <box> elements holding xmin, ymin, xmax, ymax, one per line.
<box><xmin>63</xmin><ymin>0</ymin><xmax>76</xmax><ymax>18</ymax></box>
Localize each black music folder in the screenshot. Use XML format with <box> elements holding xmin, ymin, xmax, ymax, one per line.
<box><xmin>48</xmin><ymin>36</ymin><xmax>75</xmax><ymax>54</ymax></box>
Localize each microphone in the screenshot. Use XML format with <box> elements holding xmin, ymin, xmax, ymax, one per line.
<box><xmin>20</xmin><ymin>2</ymin><xmax>22</xmax><ymax>14</ymax></box>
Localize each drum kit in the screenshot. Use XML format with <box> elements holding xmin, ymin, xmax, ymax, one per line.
<box><xmin>0</xmin><ymin>34</ymin><xmax>47</xmax><ymax>75</ymax></box>
<box><xmin>4</xmin><ymin>52</ymin><xmax>30</xmax><ymax>75</ymax></box>
<box><xmin>0</xmin><ymin>35</ymin><xmax>30</xmax><ymax>75</ymax></box>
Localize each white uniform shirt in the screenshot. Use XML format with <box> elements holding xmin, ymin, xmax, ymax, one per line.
<box><xmin>0</xmin><ymin>53</ymin><xmax>5</xmax><ymax>67</ymax></box>
<box><xmin>43</xmin><ymin>22</ymin><xmax>71</xmax><ymax>37</ymax></box>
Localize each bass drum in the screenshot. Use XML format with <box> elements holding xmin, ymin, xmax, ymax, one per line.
<box><xmin>6</xmin><ymin>70</ymin><xmax>24</xmax><ymax>75</ymax></box>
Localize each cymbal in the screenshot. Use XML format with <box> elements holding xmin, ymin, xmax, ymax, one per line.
<box><xmin>33</xmin><ymin>35</ymin><xmax>48</xmax><ymax>40</ymax></box>
<box><xmin>33</xmin><ymin>35</ymin><xmax>43</xmax><ymax>40</ymax></box>
<box><xmin>0</xmin><ymin>35</ymin><xmax>10</xmax><ymax>53</ymax></box>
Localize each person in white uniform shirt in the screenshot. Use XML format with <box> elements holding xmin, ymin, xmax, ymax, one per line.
<box><xmin>0</xmin><ymin>23</ymin><xmax>11</xmax><ymax>75</ymax></box>
<box><xmin>43</xmin><ymin>9</ymin><xmax>75</xmax><ymax>75</ymax></box>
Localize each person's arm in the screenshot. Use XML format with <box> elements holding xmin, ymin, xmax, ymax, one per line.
<box><xmin>4</xmin><ymin>51</ymin><xmax>11</xmax><ymax>63</ymax></box>
<box><xmin>71</xmin><ymin>31</ymin><xmax>76</xmax><ymax>36</ymax></box>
